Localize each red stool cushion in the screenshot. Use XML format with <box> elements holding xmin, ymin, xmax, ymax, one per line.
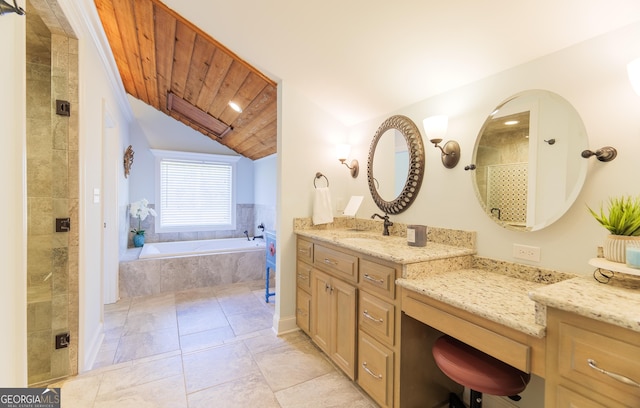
<box><xmin>432</xmin><ymin>335</ymin><xmax>530</xmax><ymax>396</ymax></box>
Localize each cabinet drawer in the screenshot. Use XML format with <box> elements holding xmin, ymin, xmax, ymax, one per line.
<box><xmin>359</xmin><ymin>291</ymin><xmax>395</xmax><ymax>346</ymax></box>
<box><xmin>556</xmin><ymin>385</ymin><xmax>622</xmax><ymax>408</ymax></box>
<box><xmin>558</xmin><ymin>321</ymin><xmax>640</xmax><ymax>404</ymax></box>
<box><xmin>359</xmin><ymin>259</ymin><xmax>396</xmax><ymax>299</ymax></box>
<box><xmin>358</xmin><ymin>331</ymin><xmax>394</xmax><ymax>408</ymax></box>
<box><xmin>297</xmin><ymin>238</ymin><xmax>313</xmax><ymax>264</ymax></box>
<box><xmin>314</xmin><ymin>244</ymin><xmax>358</xmax><ymax>282</ymax></box>
<box><xmin>296</xmin><ymin>261</ymin><xmax>312</xmax><ymax>293</ymax></box>
<box><xmin>296</xmin><ymin>288</ymin><xmax>311</xmax><ymax>335</ymax></box>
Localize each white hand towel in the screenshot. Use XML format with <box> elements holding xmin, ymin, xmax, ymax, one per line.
<box><xmin>313</xmin><ymin>187</ymin><xmax>334</xmax><ymax>225</ymax></box>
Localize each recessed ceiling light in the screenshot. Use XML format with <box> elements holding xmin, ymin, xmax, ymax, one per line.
<box><xmin>228</xmin><ymin>101</ymin><xmax>242</xmax><ymax>113</ymax></box>
<box><xmin>504</xmin><ymin>120</ymin><xmax>519</xmax><ymax>125</ymax></box>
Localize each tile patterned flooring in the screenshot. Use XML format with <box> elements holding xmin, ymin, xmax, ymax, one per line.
<box><xmin>51</xmin><ymin>281</ymin><xmax>377</xmax><ymax>407</ymax></box>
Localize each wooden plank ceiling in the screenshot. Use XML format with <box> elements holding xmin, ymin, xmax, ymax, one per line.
<box><xmin>94</xmin><ymin>0</ymin><xmax>277</xmax><ymax>160</ymax></box>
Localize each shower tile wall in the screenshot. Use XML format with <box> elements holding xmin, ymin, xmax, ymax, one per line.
<box><xmin>26</xmin><ymin>1</ymin><xmax>79</xmax><ymax>385</ymax></box>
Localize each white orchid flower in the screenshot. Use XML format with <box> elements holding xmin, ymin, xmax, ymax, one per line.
<box><xmin>129</xmin><ymin>199</ymin><xmax>157</xmax><ymax>234</ymax></box>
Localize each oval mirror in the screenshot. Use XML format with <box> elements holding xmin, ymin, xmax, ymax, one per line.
<box><xmin>471</xmin><ymin>90</ymin><xmax>588</xmax><ymax>231</ymax></box>
<box><xmin>367</xmin><ymin>115</ymin><xmax>425</xmax><ymax>214</ymax></box>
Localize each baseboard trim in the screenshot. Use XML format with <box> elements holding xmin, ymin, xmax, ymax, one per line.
<box><xmin>273</xmin><ymin>313</ymin><xmax>298</xmax><ymax>335</ymax></box>
<box><xmin>81</xmin><ymin>322</ymin><xmax>104</xmax><ymax>373</ymax></box>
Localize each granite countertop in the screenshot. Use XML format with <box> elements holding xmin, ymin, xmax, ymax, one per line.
<box><xmin>529</xmin><ymin>276</ymin><xmax>640</xmax><ymax>333</ymax></box>
<box><xmin>397</xmin><ymin>269</ymin><xmax>547</xmax><ymax>338</ymax></box>
<box><xmin>295</xmin><ymin>229</ymin><xmax>475</xmax><ymax>264</ymax></box>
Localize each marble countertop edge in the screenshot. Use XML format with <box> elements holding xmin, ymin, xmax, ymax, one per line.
<box><xmin>528</xmin><ymin>277</ymin><xmax>640</xmax><ymax>333</ymax></box>
<box><xmin>397</xmin><ymin>271</ymin><xmax>546</xmax><ymax>338</ymax></box>
<box><xmin>295</xmin><ymin>229</ymin><xmax>475</xmax><ymax>264</ymax></box>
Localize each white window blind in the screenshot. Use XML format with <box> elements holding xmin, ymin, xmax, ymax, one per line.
<box><xmin>152</xmin><ymin>150</ymin><xmax>239</xmax><ymax>232</ymax></box>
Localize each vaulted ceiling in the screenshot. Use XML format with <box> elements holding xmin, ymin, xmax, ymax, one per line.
<box><xmin>94</xmin><ymin>0</ymin><xmax>640</xmax><ymax>162</ymax></box>
<box><xmin>94</xmin><ymin>0</ymin><xmax>277</xmax><ymax>160</ymax></box>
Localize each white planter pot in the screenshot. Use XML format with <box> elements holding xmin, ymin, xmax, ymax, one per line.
<box><xmin>603</xmin><ymin>235</ymin><xmax>640</xmax><ymax>263</ymax></box>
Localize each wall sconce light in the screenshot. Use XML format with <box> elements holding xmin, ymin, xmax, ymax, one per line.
<box><xmin>423</xmin><ymin>115</ymin><xmax>460</xmax><ymax>169</ymax></box>
<box><xmin>581</xmin><ymin>146</ymin><xmax>617</xmax><ymax>162</ymax></box>
<box><xmin>0</xmin><ymin>0</ymin><xmax>25</xmax><ymax>16</ymax></box>
<box><xmin>628</xmin><ymin>57</ymin><xmax>640</xmax><ymax>96</ymax></box>
<box><xmin>336</xmin><ymin>144</ymin><xmax>359</xmax><ymax>178</ymax></box>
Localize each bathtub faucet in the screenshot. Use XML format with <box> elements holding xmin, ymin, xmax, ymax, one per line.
<box><xmin>243</xmin><ymin>230</ymin><xmax>250</xmax><ymax>241</ymax></box>
<box><xmin>253</xmin><ymin>235</ymin><xmax>264</xmax><ymax>240</ymax></box>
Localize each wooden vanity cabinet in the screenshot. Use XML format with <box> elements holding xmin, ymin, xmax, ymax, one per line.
<box><xmin>545</xmin><ymin>308</ymin><xmax>640</xmax><ymax>407</ymax></box>
<box><xmin>357</xmin><ymin>256</ymin><xmax>400</xmax><ymax>408</ymax></box>
<box><xmin>296</xmin><ymin>239</ymin><xmax>314</xmax><ymax>335</ymax></box>
<box><xmin>295</xmin><ymin>236</ymin><xmax>404</xmax><ymax>407</ymax></box>
<box><xmin>296</xmin><ymin>261</ymin><xmax>312</xmax><ymax>335</ymax></box>
<box><xmin>311</xmin><ymin>268</ymin><xmax>357</xmax><ymax>379</ymax></box>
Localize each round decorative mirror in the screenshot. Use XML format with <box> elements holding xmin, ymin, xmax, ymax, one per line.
<box><xmin>471</xmin><ymin>90</ymin><xmax>588</xmax><ymax>231</ymax></box>
<box><xmin>367</xmin><ymin>115</ymin><xmax>425</xmax><ymax>214</ymax></box>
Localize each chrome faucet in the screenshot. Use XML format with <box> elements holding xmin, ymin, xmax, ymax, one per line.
<box><xmin>371</xmin><ymin>213</ymin><xmax>393</xmax><ymax>236</ymax></box>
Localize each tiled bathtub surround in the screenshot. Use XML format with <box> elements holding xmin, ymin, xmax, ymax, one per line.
<box><xmin>26</xmin><ymin>0</ymin><xmax>79</xmax><ymax>385</ymax></box>
<box><xmin>119</xmin><ymin>248</ymin><xmax>266</xmax><ymax>298</ymax></box>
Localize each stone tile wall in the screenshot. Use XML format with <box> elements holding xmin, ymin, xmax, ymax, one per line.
<box><xmin>26</xmin><ymin>1</ymin><xmax>79</xmax><ymax>385</ymax></box>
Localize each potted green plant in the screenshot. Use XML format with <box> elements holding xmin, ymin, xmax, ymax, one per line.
<box><xmin>130</xmin><ymin>198</ymin><xmax>157</xmax><ymax>248</ymax></box>
<box><xmin>588</xmin><ymin>195</ymin><xmax>640</xmax><ymax>263</ymax></box>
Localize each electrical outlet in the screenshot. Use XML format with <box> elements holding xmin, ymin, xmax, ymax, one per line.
<box><xmin>513</xmin><ymin>244</ymin><xmax>541</xmax><ymax>262</ymax></box>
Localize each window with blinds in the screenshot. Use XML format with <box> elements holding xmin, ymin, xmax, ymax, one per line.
<box><xmin>152</xmin><ymin>150</ymin><xmax>239</xmax><ymax>232</ymax></box>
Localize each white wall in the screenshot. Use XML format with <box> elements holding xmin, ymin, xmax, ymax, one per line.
<box><xmin>0</xmin><ymin>11</ymin><xmax>28</xmax><ymax>387</ymax></box>
<box><xmin>276</xmin><ymin>82</ymin><xmax>350</xmax><ymax>332</ymax></box>
<box><xmin>343</xmin><ymin>22</ymin><xmax>640</xmax><ymax>276</ymax></box>
<box><xmin>254</xmin><ymin>154</ymin><xmax>277</xmax><ymax>207</ymax></box>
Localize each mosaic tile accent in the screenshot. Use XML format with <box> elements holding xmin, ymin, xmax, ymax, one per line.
<box><xmin>487</xmin><ymin>162</ymin><xmax>527</xmax><ymax>225</ymax></box>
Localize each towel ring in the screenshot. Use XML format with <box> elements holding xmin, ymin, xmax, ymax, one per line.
<box><xmin>314</xmin><ymin>172</ymin><xmax>329</xmax><ymax>188</ymax></box>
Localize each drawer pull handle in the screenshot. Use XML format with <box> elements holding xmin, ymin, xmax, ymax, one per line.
<box><xmin>323</xmin><ymin>258</ymin><xmax>337</xmax><ymax>265</ymax></box>
<box><xmin>363</xmin><ymin>310</ymin><xmax>383</xmax><ymax>323</ymax></box>
<box><xmin>297</xmin><ymin>274</ymin><xmax>309</xmax><ymax>280</ymax></box>
<box><xmin>362</xmin><ymin>362</ymin><xmax>382</xmax><ymax>380</ymax></box>
<box><xmin>363</xmin><ymin>274</ymin><xmax>384</xmax><ymax>285</ymax></box>
<box><xmin>587</xmin><ymin>359</ymin><xmax>640</xmax><ymax>388</ymax></box>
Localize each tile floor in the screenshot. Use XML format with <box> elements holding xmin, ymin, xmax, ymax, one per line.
<box><xmin>50</xmin><ymin>280</ymin><xmax>377</xmax><ymax>407</ymax></box>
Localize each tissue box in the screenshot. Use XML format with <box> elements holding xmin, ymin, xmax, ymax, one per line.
<box><xmin>407</xmin><ymin>225</ymin><xmax>427</xmax><ymax>247</ymax></box>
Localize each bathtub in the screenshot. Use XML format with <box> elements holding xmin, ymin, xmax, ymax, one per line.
<box><xmin>120</xmin><ymin>238</ymin><xmax>267</xmax><ymax>298</ymax></box>
<box><xmin>139</xmin><ymin>237</ymin><xmax>265</xmax><ymax>259</ymax></box>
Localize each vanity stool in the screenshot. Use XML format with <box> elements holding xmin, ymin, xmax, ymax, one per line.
<box><xmin>432</xmin><ymin>335</ymin><xmax>530</xmax><ymax>408</ymax></box>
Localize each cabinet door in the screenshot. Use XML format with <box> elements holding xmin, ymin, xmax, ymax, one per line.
<box><xmin>296</xmin><ymin>288</ymin><xmax>311</xmax><ymax>335</ymax></box>
<box><xmin>311</xmin><ymin>269</ymin><xmax>331</xmax><ymax>354</ymax></box>
<box><xmin>331</xmin><ymin>277</ymin><xmax>357</xmax><ymax>380</ymax></box>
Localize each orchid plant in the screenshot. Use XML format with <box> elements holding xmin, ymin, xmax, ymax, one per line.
<box><xmin>130</xmin><ymin>198</ymin><xmax>157</xmax><ymax>235</ymax></box>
